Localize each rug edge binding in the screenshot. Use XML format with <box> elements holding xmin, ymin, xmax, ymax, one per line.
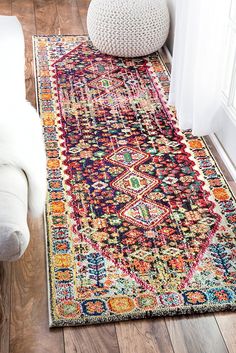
<box><xmin>49</xmin><ymin>302</ymin><xmax>236</xmax><ymax>328</ymax></box>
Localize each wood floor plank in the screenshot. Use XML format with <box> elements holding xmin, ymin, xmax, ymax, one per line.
<box><xmin>0</xmin><ymin>0</ymin><xmax>12</xmax><ymax>15</ymax></box>
<box><xmin>77</xmin><ymin>0</ymin><xmax>90</xmax><ymax>33</ymax></box>
<box><xmin>0</xmin><ymin>262</ymin><xmax>11</xmax><ymax>353</ymax></box>
<box><xmin>165</xmin><ymin>315</ymin><xmax>229</xmax><ymax>353</ymax></box>
<box><xmin>215</xmin><ymin>313</ymin><xmax>236</xmax><ymax>353</ymax></box>
<box><xmin>64</xmin><ymin>324</ymin><xmax>120</xmax><ymax>353</ymax></box>
<box><xmin>9</xmin><ymin>218</ymin><xmax>65</xmax><ymax>353</ymax></box>
<box><xmin>12</xmin><ymin>0</ymin><xmax>36</xmax><ymax>105</ymax></box>
<box><xmin>34</xmin><ymin>0</ymin><xmax>60</xmax><ymax>35</ymax></box>
<box><xmin>56</xmin><ymin>0</ymin><xmax>84</xmax><ymax>34</ymax></box>
<box><xmin>116</xmin><ymin>319</ymin><xmax>174</xmax><ymax>353</ymax></box>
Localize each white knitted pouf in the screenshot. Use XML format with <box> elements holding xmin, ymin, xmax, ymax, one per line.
<box><xmin>87</xmin><ymin>0</ymin><xmax>170</xmax><ymax>57</ymax></box>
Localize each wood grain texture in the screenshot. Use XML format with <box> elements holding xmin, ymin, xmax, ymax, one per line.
<box><xmin>9</xmin><ymin>218</ymin><xmax>64</xmax><ymax>353</ymax></box>
<box><xmin>77</xmin><ymin>0</ymin><xmax>90</xmax><ymax>33</ymax></box>
<box><xmin>64</xmin><ymin>324</ymin><xmax>120</xmax><ymax>353</ymax></box>
<box><xmin>0</xmin><ymin>0</ymin><xmax>12</xmax><ymax>15</ymax></box>
<box><xmin>56</xmin><ymin>0</ymin><xmax>84</xmax><ymax>34</ymax></box>
<box><xmin>34</xmin><ymin>0</ymin><xmax>60</xmax><ymax>35</ymax></box>
<box><xmin>0</xmin><ymin>262</ymin><xmax>11</xmax><ymax>353</ymax></box>
<box><xmin>116</xmin><ymin>320</ymin><xmax>174</xmax><ymax>353</ymax></box>
<box><xmin>12</xmin><ymin>0</ymin><xmax>36</xmax><ymax>105</ymax></box>
<box><xmin>215</xmin><ymin>312</ymin><xmax>236</xmax><ymax>353</ymax></box>
<box><xmin>165</xmin><ymin>315</ymin><xmax>229</xmax><ymax>353</ymax></box>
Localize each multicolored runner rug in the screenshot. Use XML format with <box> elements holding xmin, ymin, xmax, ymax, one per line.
<box><xmin>33</xmin><ymin>35</ymin><xmax>236</xmax><ymax>327</ymax></box>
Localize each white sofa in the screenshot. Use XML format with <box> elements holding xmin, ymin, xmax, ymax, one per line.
<box><xmin>0</xmin><ymin>16</ymin><xmax>46</xmax><ymax>261</ymax></box>
<box><xmin>0</xmin><ymin>166</ymin><xmax>29</xmax><ymax>261</ymax></box>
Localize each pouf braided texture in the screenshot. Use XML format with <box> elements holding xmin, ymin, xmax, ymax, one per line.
<box><xmin>87</xmin><ymin>0</ymin><xmax>170</xmax><ymax>57</ymax></box>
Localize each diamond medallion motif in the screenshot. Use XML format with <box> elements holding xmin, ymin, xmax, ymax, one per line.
<box><xmin>107</xmin><ymin>146</ymin><xmax>163</xmax><ymax>227</ymax></box>
<box><xmin>120</xmin><ymin>199</ymin><xmax>170</xmax><ymax>229</ymax></box>
<box><xmin>106</xmin><ymin>146</ymin><xmax>149</xmax><ymax>168</ymax></box>
<box><xmin>88</xmin><ymin>75</ymin><xmax>123</xmax><ymax>91</ymax></box>
<box><xmin>111</xmin><ymin>170</ymin><xmax>159</xmax><ymax>197</ymax></box>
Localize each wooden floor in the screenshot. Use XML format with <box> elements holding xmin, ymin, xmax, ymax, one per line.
<box><xmin>0</xmin><ymin>1</ymin><xmax>236</xmax><ymax>352</ymax></box>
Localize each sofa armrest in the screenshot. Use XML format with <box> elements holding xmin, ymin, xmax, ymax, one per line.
<box><xmin>0</xmin><ymin>165</ymin><xmax>30</xmax><ymax>261</ymax></box>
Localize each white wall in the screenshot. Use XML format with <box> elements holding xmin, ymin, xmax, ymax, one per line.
<box><xmin>166</xmin><ymin>0</ymin><xmax>176</xmax><ymax>54</ymax></box>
